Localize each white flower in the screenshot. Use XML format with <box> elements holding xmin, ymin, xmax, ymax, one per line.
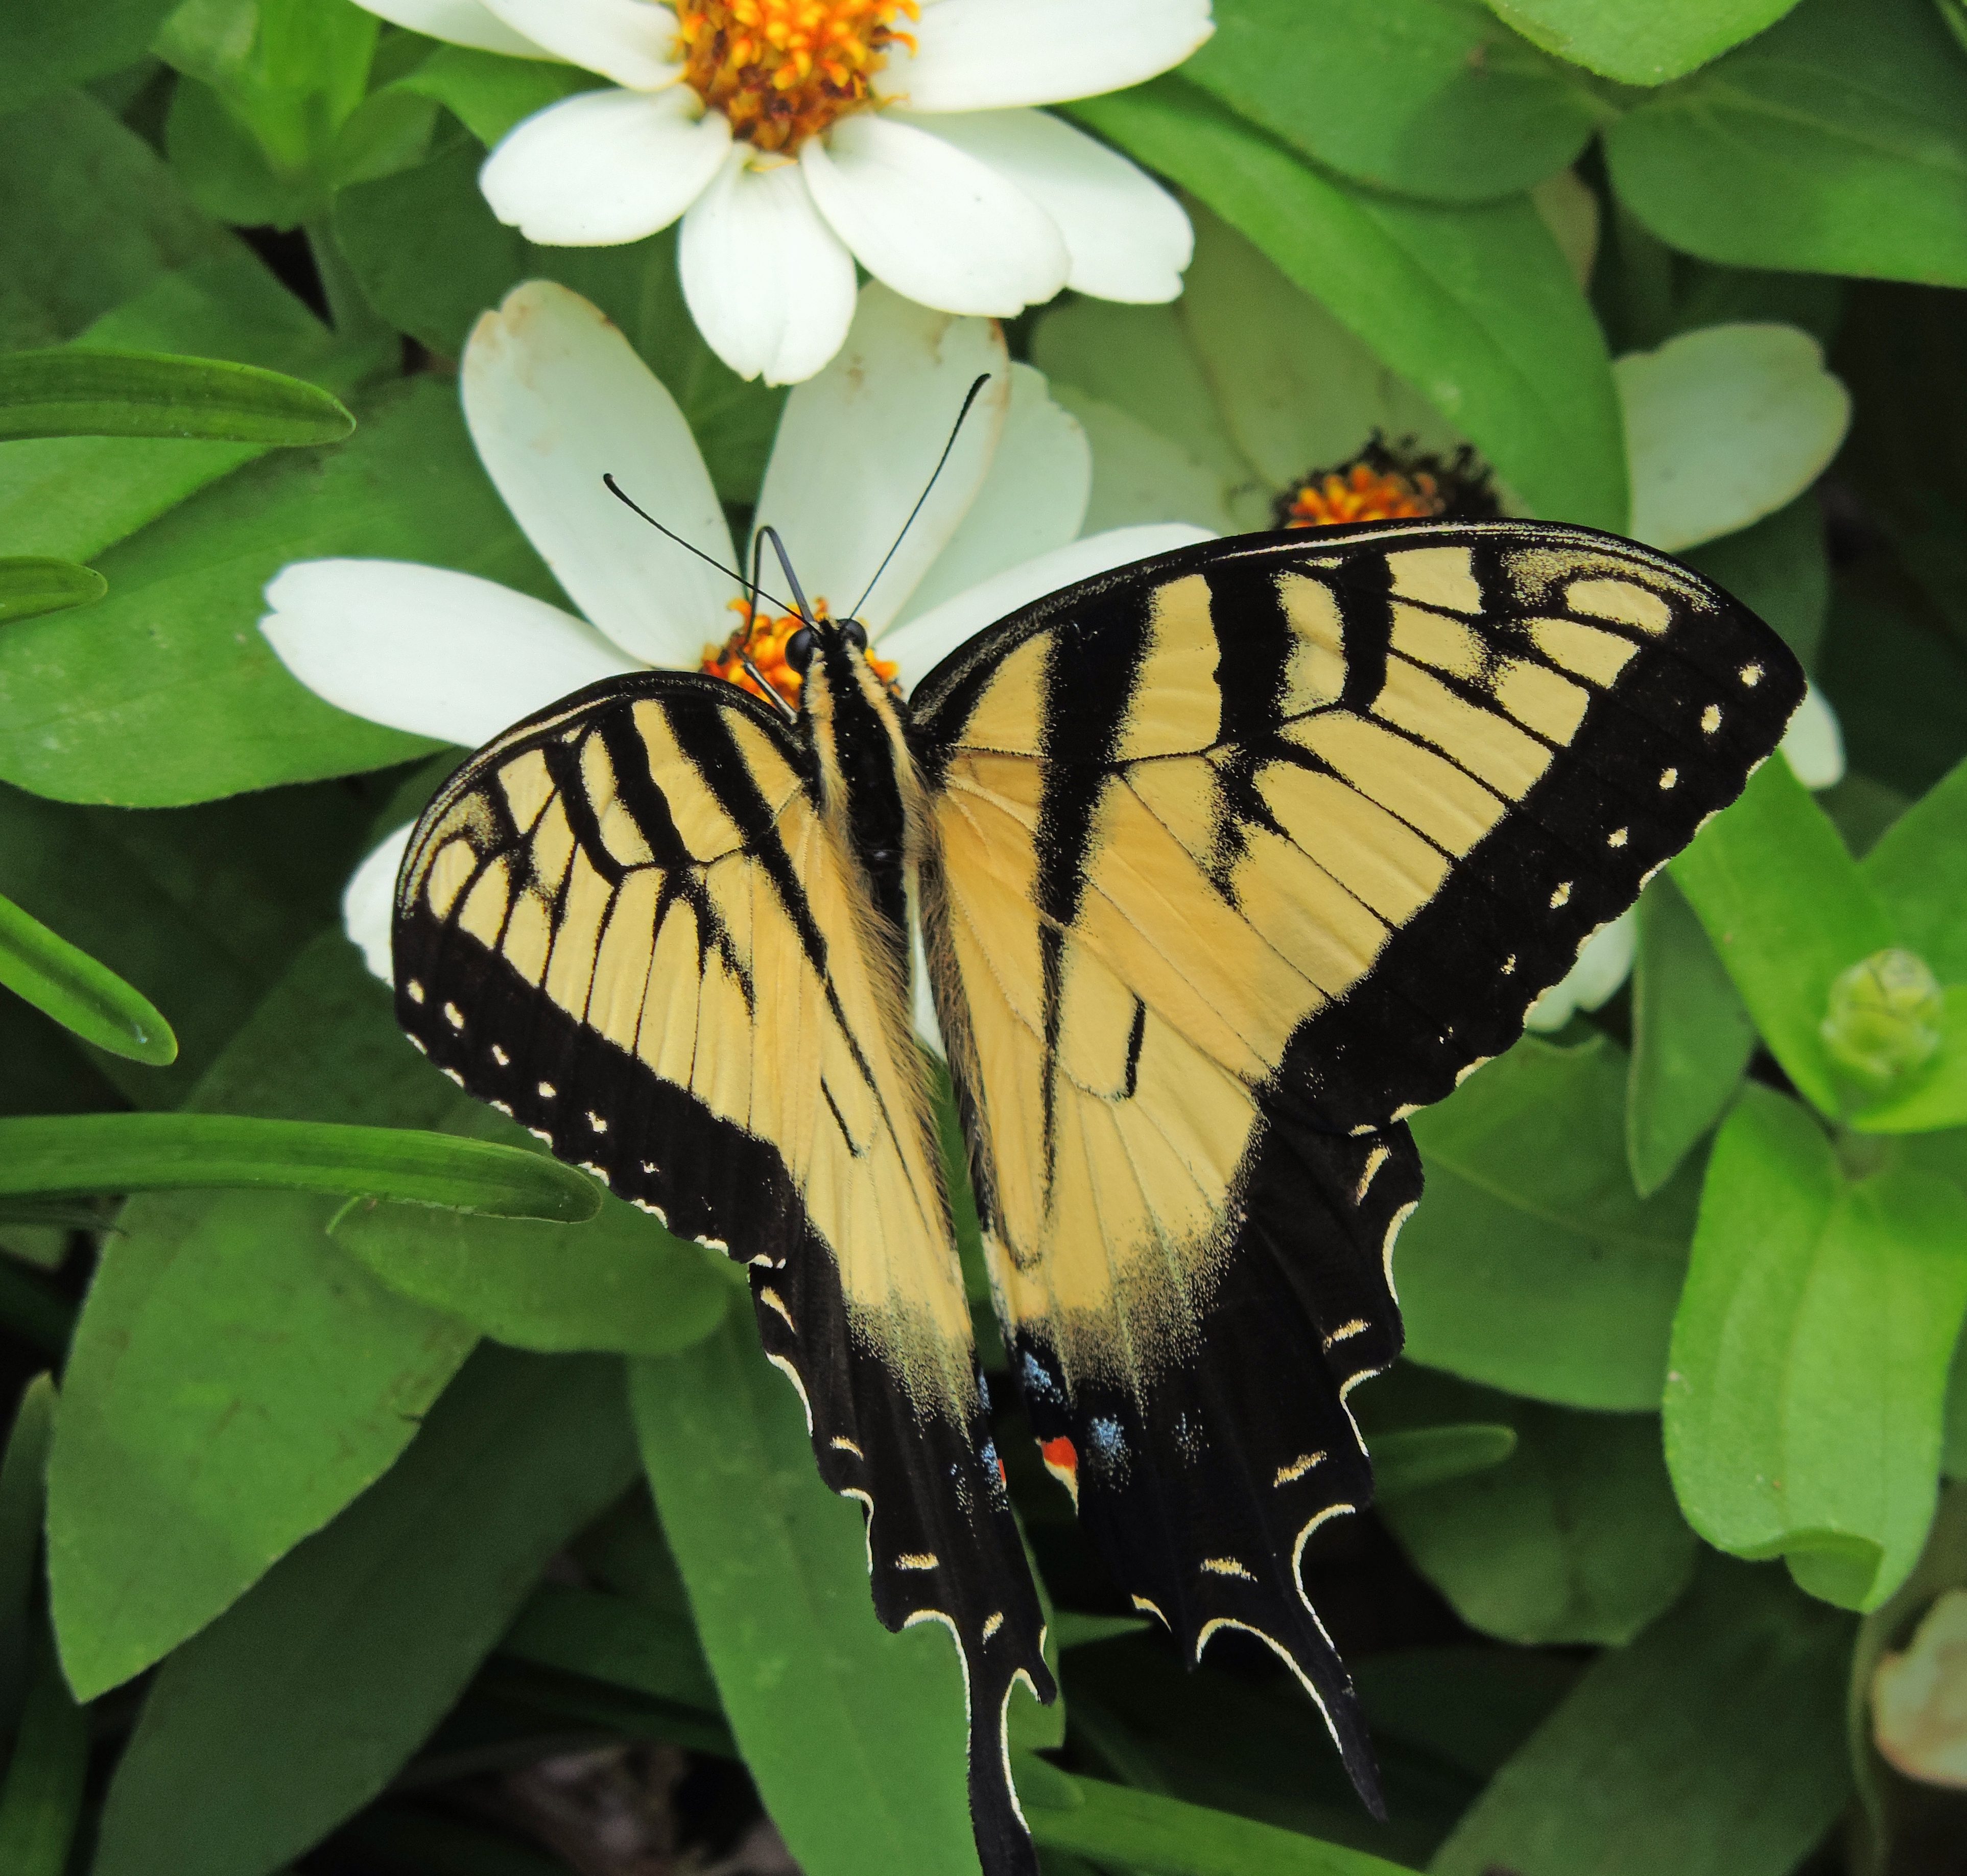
<box><xmin>1523</xmin><ymin>908</ymin><xmax>1639</xmax><ymax>1035</ymax></box>
<box><xmin>354</xmin><ymin>0</ymin><xmax>1208</xmax><ymax>383</ymax></box>
<box><xmin>263</xmin><ymin>277</ymin><xmax>1210</xmax><ymax>1029</ymax></box>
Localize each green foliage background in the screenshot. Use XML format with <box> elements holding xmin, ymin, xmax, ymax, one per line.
<box><xmin>1</xmin><ymin>1</ymin><xmax>1965</xmax><ymax>1872</ymax></box>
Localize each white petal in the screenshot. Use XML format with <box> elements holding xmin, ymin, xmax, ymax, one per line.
<box><xmin>352</xmin><ymin>0</ymin><xmax>552</xmax><ymax>56</ymax></box>
<box><xmin>895</xmin><ymin>363</ymin><xmax>1088</xmax><ymax>628</ymax></box>
<box><xmin>1524</xmin><ymin>909</ymin><xmax>1638</xmax><ymax>1033</ymax></box>
<box><xmin>902</xmin><ymin>108</ymin><xmax>1191</xmax><ymax>303</ymax></box>
<box><xmin>463</xmin><ymin>281</ymin><xmax>735</xmax><ymax>669</ymax></box>
<box><xmin>753</xmin><ymin>284</ymin><xmax>1008</xmax><ymax>630</ymax></box>
<box><xmin>910</xmin><ymin>912</ymin><xmax>946</xmax><ymax>1057</ymax></box>
<box><xmin>1618</xmin><ymin>323</ymin><xmax>1852</xmax><ymax>553</ymax></box>
<box><xmin>881</xmin><ymin>522</ymin><xmax>1213</xmax><ymax>686</ymax></box>
<box><xmin>481</xmin><ymin>86</ymin><xmax>729</xmax><ymax>246</ymax></box>
<box><xmin>882</xmin><ymin>0</ymin><xmax>1213</xmax><ymax>111</ymax></box>
<box><xmin>802</xmin><ymin>114</ymin><xmax>1069</xmax><ymax>318</ymax></box>
<box><xmin>262</xmin><ymin>560</ymin><xmax>633</xmax><ymax>746</ymax></box>
<box><xmin>480</xmin><ymin>0</ymin><xmax>679</xmax><ymax>87</ymax></box>
<box><xmin>345</xmin><ymin>825</ymin><xmax>416</xmax><ymax>985</ymax></box>
<box><xmin>680</xmin><ymin>154</ymin><xmax>858</xmax><ymax>386</ymax></box>
<box><xmin>1780</xmin><ymin>682</ymin><xmax>1846</xmax><ymax>791</ymax></box>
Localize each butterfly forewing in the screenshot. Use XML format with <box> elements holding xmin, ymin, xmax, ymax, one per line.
<box><xmin>392</xmin><ymin>671</ymin><xmax>1053</xmax><ymax>1875</ymax></box>
<box><xmin>909</xmin><ymin>520</ymin><xmax>1804</xmax><ymax>1803</ymax></box>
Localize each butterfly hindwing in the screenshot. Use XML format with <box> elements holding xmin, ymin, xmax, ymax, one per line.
<box><xmin>909</xmin><ymin>519</ymin><xmax>1804</xmax><ymax>1797</ymax></box>
<box><xmin>392</xmin><ymin>672</ymin><xmax>1053</xmax><ymax>1871</ymax></box>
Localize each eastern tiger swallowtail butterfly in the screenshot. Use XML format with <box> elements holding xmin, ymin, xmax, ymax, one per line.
<box><xmin>391</xmin><ymin>520</ymin><xmax>1803</xmax><ymax>1874</ymax></box>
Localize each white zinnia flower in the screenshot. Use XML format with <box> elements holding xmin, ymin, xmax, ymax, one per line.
<box><xmin>262</xmin><ymin>277</ymin><xmax>1209</xmax><ymax>1011</ymax></box>
<box><xmin>356</xmin><ymin>0</ymin><xmax>1210</xmax><ymax>383</ymax></box>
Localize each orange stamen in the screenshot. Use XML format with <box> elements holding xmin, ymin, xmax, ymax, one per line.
<box><xmin>700</xmin><ymin>596</ymin><xmax>898</xmax><ymax>706</ymax></box>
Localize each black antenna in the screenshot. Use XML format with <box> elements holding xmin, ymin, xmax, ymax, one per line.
<box><xmin>848</xmin><ymin>373</ymin><xmax>992</xmax><ymax>619</ymax></box>
<box><xmin>757</xmin><ymin>524</ymin><xmax>816</xmax><ymax>627</ymax></box>
<box><xmin>603</xmin><ymin>474</ymin><xmax>800</xmax><ymax>616</ymax></box>
<box><xmin>737</xmin><ymin>529</ymin><xmax>797</xmax><ymax>723</ymax></box>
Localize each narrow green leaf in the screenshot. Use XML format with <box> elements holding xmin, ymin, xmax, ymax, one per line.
<box><xmin>1485</xmin><ymin>0</ymin><xmax>1801</xmax><ymax>82</ymax></box>
<box><xmin>1018</xmin><ymin>1758</ymin><xmax>1418</xmax><ymax>1876</ymax></box>
<box><xmin>1366</xmin><ymin>1369</ymin><xmax>1695</xmax><ymax>1646</ymax></box>
<box><xmin>0</xmin><ymin>893</ymin><xmax>176</xmax><ymax>1065</ymax></box>
<box><xmin>0</xmin><ymin>1112</ymin><xmax>599</xmax><ymax>1220</ymax></box>
<box><xmin>1183</xmin><ymin>0</ymin><xmax>1600</xmax><ymax>203</ymax></box>
<box><xmin>0</xmin><ymin>559</ymin><xmax>104</xmax><ymax>624</ymax></box>
<box><xmin>632</xmin><ymin>1312</ymin><xmax>986</xmax><ymax>1876</ymax></box>
<box><xmin>1665</xmin><ymin>1085</ymin><xmax>1967</xmax><ymax>1609</ymax></box>
<box><xmin>1069</xmin><ymin>77</ymin><xmax>1628</xmax><ymax>531</ymax></box>
<box><xmin>1626</xmin><ymin>874</ymin><xmax>1757</xmax><ymax>1196</ymax></box>
<box><xmin>0</xmin><ymin>378</ymin><xmax>550</xmax><ymax>807</ymax></box>
<box><xmin>0</xmin><ymin>1376</ymin><xmax>55</xmax><ymax>1730</ymax></box>
<box><xmin>1431</xmin><ymin>1556</ymin><xmax>1852</xmax><ymax>1876</ymax></box>
<box><xmin>0</xmin><ymin>347</ymin><xmax>353</xmax><ymax>445</ymax></box>
<box><xmin>91</xmin><ymin>1346</ymin><xmax>639</xmax><ymax>1876</ymax></box>
<box><xmin>333</xmin><ymin>1097</ymin><xmax>728</xmax><ymax>1355</ymax></box>
<box><xmin>1402</xmin><ymin>1035</ymin><xmax>1700</xmax><ymax>1409</ymax></box>
<box><xmin>1670</xmin><ymin>755</ymin><xmax>1895</xmax><ymax>1117</ymax></box>
<box><xmin>1368</xmin><ymin>1423</ymin><xmax>1517</xmax><ymax>1500</ymax></box>
<box><xmin>1605</xmin><ymin>0</ymin><xmax>1967</xmax><ymax>283</ymax></box>
<box><xmin>47</xmin><ymin>937</ymin><xmax>480</xmax><ymax>1703</ymax></box>
<box><xmin>0</xmin><ymin>1643</ymin><xmax>88</xmax><ymax>1876</ymax></box>
<box><xmin>1862</xmin><ymin>752</ymin><xmax>1967</xmax><ymax>982</ymax></box>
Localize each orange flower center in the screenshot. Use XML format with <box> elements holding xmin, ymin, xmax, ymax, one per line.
<box><xmin>1278</xmin><ymin>462</ymin><xmax>1447</xmax><ymax>529</ymax></box>
<box><xmin>701</xmin><ymin>597</ymin><xmax>899</xmax><ymax>707</ymax></box>
<box><xmin>673</xmin><ymin>0</ymin><xmax>919</xmax><ymax>154</ymax></box>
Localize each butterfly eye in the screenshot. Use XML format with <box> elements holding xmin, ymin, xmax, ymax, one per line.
<box><xmin>840</xmin><ymin>619</ymin><xmax>868</xmax><ymax>651</ymax></box>
<box><xmin>786</xmin><ymin>627</ymin><xmax>815</xmax><ymax>673</ymax></box>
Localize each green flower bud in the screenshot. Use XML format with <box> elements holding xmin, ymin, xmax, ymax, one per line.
<box><xmin>1820</xmin><ymin>948</ymin><xmax>1944</xmax><ymax>1085</ymax></box>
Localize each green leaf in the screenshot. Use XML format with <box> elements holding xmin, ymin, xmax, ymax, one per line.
<box><xmin>1670</xmin><ymin>755</ymin><xmax>1895</xmax><ymax>1117</ymax></box>
<box><xmin>0</xmin><ymin>560</ymin><xmax>105</xmax><ymax>624</ymax></box>
<box><xmin>1845</xmin><ymin>984</ymin><xmax>1967</xmax><ymax>1134</ymax></box>
<box><xmin>0</xmin><ymin>1376</ymin><xmax>55</xmax><ymax>1731</ymax></box>
<box><xmin>1182</xmin><ymin>0</ymin><xmax>1601</xmax><ymax>203</ymax></box>
<box><xmin>1862</xmin><ymin>753</ymin><xmax>1967</xmax><ymax>983</ymax></box>
<box><xmin>0</xmin><ymin>91</ymin><xmax>231</xmax><ymax>353</ymax></box>
<box><xmin>1368</xmin><ymin>1423</ymin><xmax>1518</xmax><ymax>1499</ymax></box>
<box><xmin>1069</xmin><ymin>77</ymin><xmax>1628</xmax><ymax>531</ymax></box>
<box><xmin>1605</xmin><ymin>0</ymin><xmax>1967</xmax><ymax>283</ymax></box>
<box><xmin>0</xmin><ymin>377</ymin><xmax>554</xmax><ymax>807</ymax></box>
<box><xmin>1616</xmin><ymin>323</ymin><xmax>1850</xmax><ymax>552</ymax></box>
<box><xmin>1018</xmin><ymin>1759</ymin><xmax>1419</xmax><ymax>1876</ymax></box>
<box><xmin>0</xmin><ymin>0</ymin><xmax>180</xmax><ymax>119</ymax></box>
<box><xmin>0</xmin><ymin>1643</ymin><xmax>88</xmax><ymax>1876</ymax></box>
<box><xmin>1485</xmin><ymin>0</ymin><xmax>1801</xmax><ymax>82</ymax></box>
<box><xmin>46</xmin><ymin>936</ymin><xmax>479</xmax><ymax>1702</ymax></box>
<box><xmin>0</xmin><ymin>252</ymin><xmax>359</xmax><ymax>568</ymax></box>
<box><xmin>0</xmin><ymin>893</ymin><xmax>177</xmax><ymax>1065</ymax></box>
<box><xmin>0</xmin><ymin>772</ymin><xmax>384</xmax><ymax>1108</ymax></box>
<box><xmin>1401</xmin><ymin>1034</ymin><xmax>1700</xmax><ymax>1409</ymax></box>
<box><xmin>498</xmin><ymin>1580</ymin><xmax>722</xmax><ymax>1716</ymax></box>
<box><xmin>1626</xmin><ymin>874</ymin><xmax>1758</xmax><ymax>1196</ymax></box>
<box><xmin>1665</xmin><ymin>1084</ymin><xmax>1967</xmax><ymax>1610</ymax></box>
<box><xmin>1685</xmin><ymin>495</ymin><xmax>1830</xmax><ymax>669</ymax></box>
<box><xmin>90</xmin><ymin>1345</ymin><xmax>639</xmax><ymax>1876</ymax></box>
<box><xmin>632</xmin><ymin>1311</ymin><xmax>986</xmax><ymax>1876</ymax></box>
<box><xmin>1366</xmin><ymin>1369</ymin><xmax>1696</xmax><ymax>1646</ymax></box>
<box><xmin>0</xmin><ymin>346</ymin><xmax>353</xmax><ymax>444</ymax></box>
<box><xmin>0</xmin><ymin>1112</ymin><xmax>600</xmax><ymax>1219</ymax></box>
<box><xmin>1431</xmin><ymin>1556</ymin><xmax>1853</xmax><ymax>1876</ymax></box>
<box><xmin>334</xmin><ymin>147</ymin><xmax>786</xmax><ymax>501</ymax></box>
<box><xmin>396</xmin><ymin>43</ymin><xmax>594</xmax><ymax>145</ymax></box>
<box><xmin>332</xmin><ymin>1097</ymin><xmax>729</xmax><ymax>1356</ymax></box>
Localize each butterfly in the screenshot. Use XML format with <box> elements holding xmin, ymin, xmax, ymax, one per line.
<box><xmin>391</xmin><ymin>518</ymin><xmax>1803</xmax><ymax>1874</ymax></box>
